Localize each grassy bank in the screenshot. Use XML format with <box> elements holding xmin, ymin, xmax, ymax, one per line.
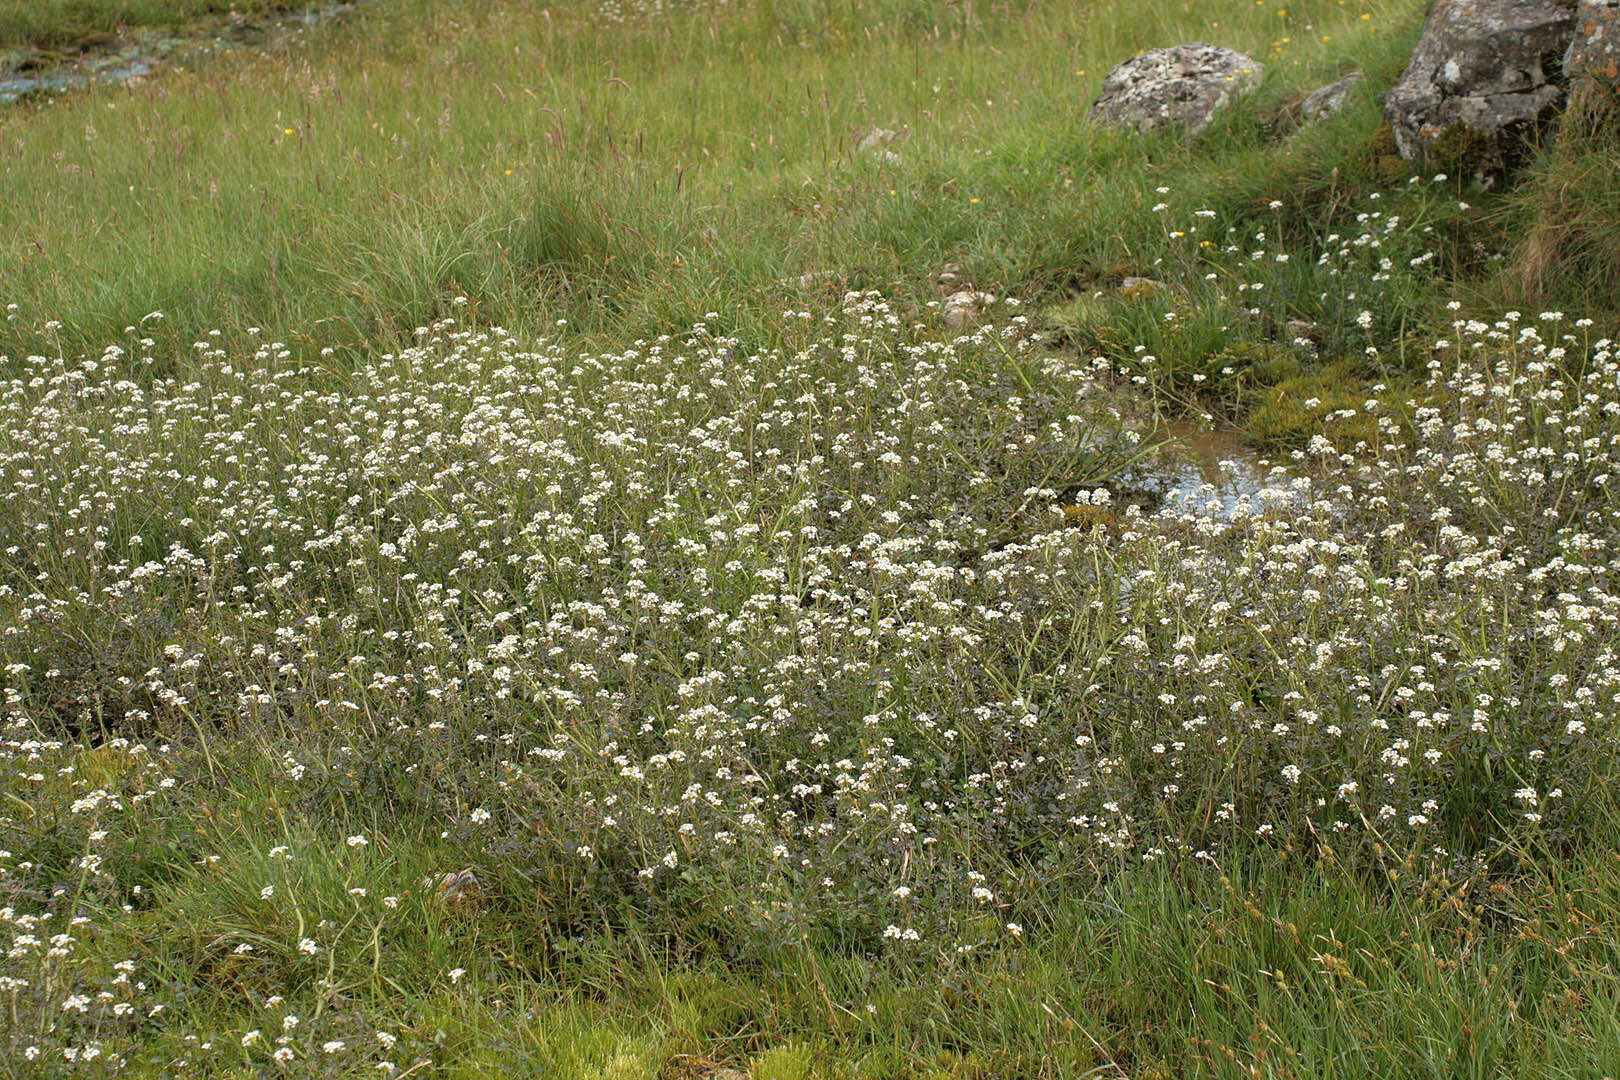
<box><xmin>0</xmin><ymin>1</ymin><xmax>304</xmax><ymax>49</ymax></box>
<box><xmin>5</xmin><ymin>0</ymin><xmax>1610</xmax><ymax>431</ymax></box>
<box><xmin>5</xmin><ymin>0</ymin><xmax>1451</xmax><ymax>367</ymax></box>
<box><xmin>5</xmin><ymin>0</ymin><xmax>1620</xmax><ymax>1075</ymax></box>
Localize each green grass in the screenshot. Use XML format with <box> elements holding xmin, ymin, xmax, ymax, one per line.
<box><xmin>72</xmin><ymin>841</ymin><xmax>1620</xmax><ymax>1076</ymax></box>
<box><xmin>0</xmin><ymin>0</ymin><xmax>303</xmax><ymax>49</ymax></box>
<box><xmin>1</xmin><ymin>0</ymin><xmax>1451</xmax><ymax>368</ymax></box>
<box><xmin>18</xmin><ymin>745</ymin><xmax>1620</xmax><ymax>1078</ymax></box>
<box><xmin>6</xmin><ymin>0</ymin><xmax>1620</xmax><ymax>1075</ymax></box>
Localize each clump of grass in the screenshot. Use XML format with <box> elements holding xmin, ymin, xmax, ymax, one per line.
<box><xmin>1042</xmin><ymin>171</ymin><xmax>1474</xmax><ymax>433</ymax></box>
<box><xmin>1505</xmin><ymin>88</ymin><xmax>1620</xmax><ymax>320</ymax></box>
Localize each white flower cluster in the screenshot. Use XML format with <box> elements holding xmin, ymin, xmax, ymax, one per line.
<box><xmin>0</xmin><ymin>269</ymin><xmax>1614</xmax><ymax>987</ymax></box>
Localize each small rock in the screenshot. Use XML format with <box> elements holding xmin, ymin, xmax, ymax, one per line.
<box><xmin>1381</xmin><ymin>0</ymin><xmax>1576</xmax><ymax>172</ymax></box>
<box><xmin>857</xmin><ymin>127</ymin><xmax>904</xmax><ymax>163</ymax></box>
<box><xmin>1091</xmin><ymin>44</ymin><xmax>1265</xmax><ymax>135</ymax></box>
<box><xmin>1300</xmin><ymin>71</ymin><xmax>1365</xmax><ymax>123</ymax></box>
<box><xmin>1284</xmin><ymin>319</ymin><xmax>1323</xmax><ymax>348</ymax></box>
<box><xmin>423</xmin><ymin>868</ymin><xmax>480</xmax><ymax>908</ymax></box>
<box><xmin>858</xmin><ymin>127</ymin><xmax>898</xmax><ymax>151</ymax></box>
<box><xmin>1118</xmin><ymin>277</ymin><xmax>1167</xmax><ymax>299</ymax></box>
<box><xmin>934</xmin><ymin>262</ymin><xmax>963</xmax><ymax>295</ymax></box>
<box><xmin>794</xmin><ymin>270</ymin><xmax>838</xmax><ymax>292</ymax></box>
<box><xmin>942</xmin><ymin>289</ymin><xmax>995</xmax><ymax>330</ymax></box>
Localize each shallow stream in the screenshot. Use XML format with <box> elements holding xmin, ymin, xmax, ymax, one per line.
<box><xmin>1</xmin><ymin>1</ymin><xmax>373</xmax><ymax>106</ymax></box>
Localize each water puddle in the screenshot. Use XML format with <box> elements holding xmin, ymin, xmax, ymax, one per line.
<box><xmin>1</xmin><ymin>1</ymin><xmax>374</xmax><ymax>106</ymax></box>
<box><xmin>1119</xmin><ymin>419</ymin><xmax>1282</xmax><ymax>520</ymax></box>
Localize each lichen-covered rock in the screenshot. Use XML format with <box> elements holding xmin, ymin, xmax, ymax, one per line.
<box><xmin>1566</xmin><ymin>0</ymin><xmax>1620</xmax><ymax>89</ymax></box>
<box><xmin>1091</xmin><ymin>44</ymin><xmax>1264</xmax><ymax>135</ymax></box>
<box><xmin>1381</xmin><ymin>0</ymin><xmax>1577</xmax><ymax>172</ymax></box>
<box><xmin>1301</xmin><ymin>71</ymin><xmax>1366</xmax><ymax>122</ymax></box>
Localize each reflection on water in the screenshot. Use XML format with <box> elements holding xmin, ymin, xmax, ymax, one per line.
<box><xmin>1121</xmin><ymin>420</ymin><xmax>1283</xmax><ymax>521</ymax></box>
<box><xmin>1</xmin><ymin>1</ymin><xmax>373</xmax><ymax>106</ymax></box>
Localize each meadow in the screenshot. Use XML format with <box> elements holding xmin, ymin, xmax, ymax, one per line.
<box><xmin>3</xmin><ymin>0</ymin><xmax>1620</xmax><ymax>1076</ymax></box>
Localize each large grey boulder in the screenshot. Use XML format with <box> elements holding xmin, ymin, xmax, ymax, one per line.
<box><xmin>1091</xmin><ymin>44</ymin><xmax>1264</xmax><ymax>135</ymax></box>
<box><xmin>1566</xmin><ymin>0</ymin><xmax>1620</xmax><ymax>91</ymax></box>
<box><xmin>1381</xmin><ymin>0</ymin><xmax>1577</xmax><ymax>170</ymax></box>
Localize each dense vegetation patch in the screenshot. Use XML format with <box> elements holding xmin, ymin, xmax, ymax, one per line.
<box><xmin>4</xmin><ymin>0</ymin><xmax>1620</xmax><ymax>1075</ymax></box>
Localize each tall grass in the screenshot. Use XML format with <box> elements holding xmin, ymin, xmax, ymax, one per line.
<box><xmin>2</xmin><ymin>0</ymin><xmax>1442</xmax><ymax>370</ymax></box>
